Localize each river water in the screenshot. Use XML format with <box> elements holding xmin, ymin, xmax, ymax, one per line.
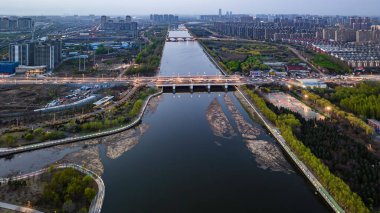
<box><xmin>0</xmin><ymin>30</ymin><xmax>329</xmax><ymax>212</ymax></box>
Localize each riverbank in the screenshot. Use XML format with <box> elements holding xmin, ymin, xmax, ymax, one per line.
<box><xmin>234</xmin><ymin>86</ymin><xmax>345</xmax><ymax>213</ymax></box>
<box><xmin>197</xmin><ymin>37</ymin><xmax>345</xmax><ymax>212</ymax></box>
<box><xmin>0</xmin><ymin>90</ymin><xmax>163</xmax><ymax>157</ymax></box>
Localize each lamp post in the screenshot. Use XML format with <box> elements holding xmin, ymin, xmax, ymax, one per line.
<box><xmin>325</xmin><ymin>106</ymin><xmax>332</xmax><ymax>118</ymax></box>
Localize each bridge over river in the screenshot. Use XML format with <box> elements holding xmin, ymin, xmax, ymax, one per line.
<box><xmin>0</xmin><ymin>75</ymin><xmax>248</xmax><ymax>88</ymax></box>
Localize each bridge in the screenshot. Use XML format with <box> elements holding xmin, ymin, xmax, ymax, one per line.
<box><xmin>166</xmin><ymin>37</ymin><xmax>196</xmax><ymax>42</ymax></box>
<box><xmin>0</xmin><ymin>75</ymin><xmax>248</xmax><ymax>89</ymax></box>
<box><xmin>153</xmin><ymin>75</ymin><xmax>246</xmax><ymax>92</ymax></box>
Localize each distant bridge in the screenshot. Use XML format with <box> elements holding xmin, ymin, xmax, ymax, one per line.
<box><xmin>166</xmin><ymin>37</ymin><xmax>196</xmax><ymax>42</ymax></box>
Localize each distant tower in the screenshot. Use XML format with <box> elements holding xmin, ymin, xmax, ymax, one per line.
<box><xmin>126</xmin><ymin>15</ymin><xmax>132</xmax><ymax>23</ymax></box>
<box><xmin>101</xmin><ymin>15</ymin><xmax>107</xmax><ymax>26</ymax></box>
<box><xmin>219</xmin><ymin>9</ymin><xmax>222</xmax><ymax>17</ymax></box>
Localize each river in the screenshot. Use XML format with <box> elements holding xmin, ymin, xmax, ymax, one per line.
<box><xmin>0</xmin><ymin>30</ymin><xmax>329</xmax><ymax>212</ymax></box>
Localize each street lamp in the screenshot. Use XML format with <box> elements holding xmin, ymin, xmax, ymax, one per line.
<box><xmin>325</xmin><ymin>106</ymin><xmax>332</xmax><ymax>117</ymax></box>
<box><xmin>304</xmin><ymin>94</ymin><xmax>308</xmax><ymax>99</ymax></box>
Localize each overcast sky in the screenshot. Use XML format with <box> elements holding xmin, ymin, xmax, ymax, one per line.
<box><xmin>0</xmin><ymin>0</ymin><xmax>379</xmax><ymax>16</ymax></box>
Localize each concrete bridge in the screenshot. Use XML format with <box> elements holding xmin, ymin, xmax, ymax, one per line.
<box><xmin>153</xmin><ymin>75</ymin><xmax>246</xmax><ymax>92</ymax></box>
<box><xmin>0</xmin><ymin>75</ymin><xmax>248</xmax><ymax>88</ymax></box>
<box><xmin>166</xmin><ymin>37</ymin><xmax>196</xmax><ymax>42</ymax></box>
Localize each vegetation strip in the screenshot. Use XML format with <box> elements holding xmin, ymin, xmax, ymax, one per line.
<box><xmin>240</xmin><ymin>86</ymin><xmax>368</xmax><ymax>213</ymax></box>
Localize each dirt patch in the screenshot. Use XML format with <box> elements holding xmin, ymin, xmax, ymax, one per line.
<box><xmin>0</xmin><ymin>85</ymin><xmax>74</xmax><ymax>114</ymax></box>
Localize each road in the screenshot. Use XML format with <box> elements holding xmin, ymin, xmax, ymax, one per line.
<box><xmin>285</xmin><ymin>45</ymin><xmax>326</xmax><ymax>77</ymax></box>
<box><xmin>0</xmin><ymin>75</ymin><xmax>247</xmax><ymax>87</ymax></box>
<box><xmin>0</xmin><ymin>164</ymin><xmax>105</xmax><ymax>213</ymax></box>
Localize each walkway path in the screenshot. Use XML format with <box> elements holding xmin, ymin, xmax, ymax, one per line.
<box><xmin>0</xmin><ymin>202</ymin><xmax>43</xmax><ymax>213</ymax></box>
<box><xmin>0</xmin><ymin>164</ymin><xmax>104</xmax><ymax>213</ymax></box>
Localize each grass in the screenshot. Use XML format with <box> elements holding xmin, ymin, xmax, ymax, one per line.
<box><xmin>312</xmin><ymin>54</ymin><xmax>351</xmax><ymax>74</ymax></box>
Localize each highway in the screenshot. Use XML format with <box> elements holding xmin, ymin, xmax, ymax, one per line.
<box><xmin>0</xmin><ymin>164</ymin><xmax>105</xmax><ymax>213</ymax></box>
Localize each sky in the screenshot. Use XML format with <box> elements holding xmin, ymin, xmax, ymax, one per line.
<box><xmin>0</xmin><ymin>0</ymin><xmax>379</xmax><ymax>16</ymax></box>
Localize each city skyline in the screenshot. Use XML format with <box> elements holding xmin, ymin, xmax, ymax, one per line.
<box><xmin>0</xmin><ymin>0</ymin><xmax>379</xmax><ymax>16</ymax></box>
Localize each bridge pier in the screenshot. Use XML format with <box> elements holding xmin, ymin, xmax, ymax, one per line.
<box><xmin>190</xmin><ymin>84</ymin><xmax>193</xmax><ymax>93</ymax></box>
<box><xmin>224</xmin><ymin>84</ymin><xmax>228</xmax><ymax>92</ymax></box>
<box><xmin>207</xmin><ymin>83</ymin><xmax>211</xmax><ymax>93</ymax></box>
<box><xmin>172</xmin><ymin>84</ymin><xmax>176</xmax><ymax>93</ymax></box>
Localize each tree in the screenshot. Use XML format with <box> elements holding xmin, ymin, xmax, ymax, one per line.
<box><xmin>62</xmin><ymin>199</ymin><xmax>76</xmax><ymax>213</ymax></box>
<box><xmin>84</xmin><ymin>187</ymin><xmax>96</xmax><ymax>203</ymax></box>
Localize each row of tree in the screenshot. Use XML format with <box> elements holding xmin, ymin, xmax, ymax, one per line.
<box><xmin>127</xmin><ymin>27</ymin><xmax>166</xmax><ymax>76</ymax></box>
<box><xmin>301</xmin><ymin>90</ymin><xmax>374</xmax><ymax>135</ymax></box>
<box><xmin>242</xmin><ymin>86</ymin><xmax>369</xmax><ymax>213</ymax></box>
<box><xmin>266</xmin><ymin>100</ymin><xmax>380</xmax><ymax>209</ymax></box>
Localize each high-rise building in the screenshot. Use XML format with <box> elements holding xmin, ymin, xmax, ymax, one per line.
<box><xmin>17</xmin><ymin>18</ymin><xmax>33</xmax><ymax>31</ymax></box>
<box><xmin>350</xmin><ymin>16</ymin><xmax>371</xmax><ymax>30</ymax></box>
<box><xmin>219</xmin><ymin>9</ymin><xmax>222</xmax><ymax>17</ymax></box>
<box><xmin>126</xmin><ymin>16</ymin><xmax>132</xmax><ymax>23</ymax></box>
<box><xmin>101</xmin><ymin>15</ymin><xmax>107</xmax><ymax>26</ymax></box>
<box><xmin>322</xmin><ymin>28</ymin><xmax>336</xmax><ymax>40</ymax></box>
<box><xmin>335</xmin><ymin>28</ymin><xmax>356</xmax><ymax>42</ymax></box>
<box><xmin>10</xmin><ymin>40</ymin><xmax>62</xmax><ymax>70</ymax></box>
<box><xmin>9</xmin><ymin>43</ymin><xmax>34</xmax><ymax>66</ymax></box>
<box><xmin>150</xmin><ymin>14</ymin><xmax>179</xmax><ymax>24</ymax></box>
<box><xmin>100</xmin><ymin>15</ymin><xmax>138</xmax><ymax>37</ymax></box>
<box><xmin>371</xmin><ymin>25</ymin><xmax>380</xmax><ymax>31</ymax></box>
<box><xmin>8</xmin><ymin>19</ymin><xmax>17</xmax><ymax>31</ymax></box>
<box><xmin>0</xmin><ymin>18</ymin><xmax>10</xmax><ymax>31</ymax></box>
<box><xmin>356</xmin><ymin>30</ymin><xmax>373</xmax><ymax>42</ymax></box>
<box><xmin>33</xmin><ymin>40</ymin><xmax>62</xmax><ymax>70</ymax></box>
<box><xmin>0</xmin><ymin>17</ymin><xmax>33</xmax><ymax>31</ymax></box>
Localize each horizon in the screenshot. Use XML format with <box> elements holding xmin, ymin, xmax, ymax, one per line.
<box><xmin>0</xmin><ymin>0</ymin><xmax>379</xmax><ymax>17</ymax></box>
